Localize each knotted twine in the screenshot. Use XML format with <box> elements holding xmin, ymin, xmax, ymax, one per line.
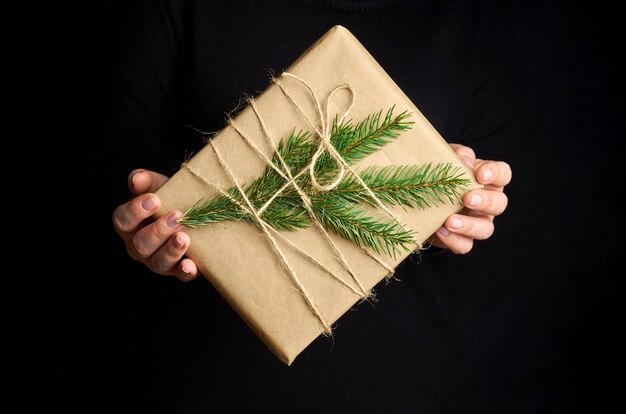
<box><xmin>183</xmin><ymin>72</ymin><xmax>407</xmax><ymax>335</ymax></box>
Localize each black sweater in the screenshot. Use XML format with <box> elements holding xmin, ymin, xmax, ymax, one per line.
<box><xmin>90</xmin><ymin>1</ymin><xmax>526</xmax><ymax>412</ymax></box>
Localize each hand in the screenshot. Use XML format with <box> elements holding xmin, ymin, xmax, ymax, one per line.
<box><xmin>430</xmin><ymin>144</ymin><xmax>512</xmax><ymax>254</ymax></box>
<box><xmin>112</xmin><ymin>169</ymin><xmax>200</xmax><ymax>281</ymax></box>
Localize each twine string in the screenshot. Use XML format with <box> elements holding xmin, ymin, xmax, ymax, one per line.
<box><xmin>184</xmin><ymin>71</ymin><xmax>410</xmax><ymax>332</ymax></box>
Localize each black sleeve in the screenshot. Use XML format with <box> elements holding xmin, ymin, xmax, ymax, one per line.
<box><xmin>90</xmin><ymin>0</ymin><xmax>188</xmax><ymax>213</ymax></box>
<box><xmin>421</xmin><ymin>1</ymin><xmax>524</xmax><ymax>260</ymax></box>
<box><xmin>457</xmin><ymin>1</ymin><xmax>526</xmax><ymax>238</ymax></box>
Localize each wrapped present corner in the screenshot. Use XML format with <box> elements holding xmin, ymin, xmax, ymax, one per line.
<box><xmin>154</xmin><ymin>25</ymin><xmax>480</xmax><ymax>365</ymax></box>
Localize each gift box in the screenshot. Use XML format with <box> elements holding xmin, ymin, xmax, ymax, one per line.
<box><xmin>154</xmin><ymin>25</ymin><xmax>480</xmax><ymax>365</ymax></box>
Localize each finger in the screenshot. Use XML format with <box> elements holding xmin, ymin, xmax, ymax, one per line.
<box><xmin>129</xmin><ymin>210</ymin><xmax>182</xmax><ymax>259</ymax></box>
<box><xmin>147</xmin><ymin>231</ymin><xmax>190</xmax><ymax>275</ymax></box>
<box><xmin>449</xmin><ymin>144</ymin><xmax>476</xmax><ymax>169</ymax></box>
<box><xmin>113</xmin><ymin>193</ymin><xmax>161</xmax><ymax>236</ymax></box>
<box><xmin>128</xmin><ymin>169</ymin><xmax>170</xmax><ymax>195</ymax></box>
<box><xmin>176</xmin><ymin>258</ymin><xmax>200</xmax><ymax>282</ymax></box>
<box><xmin>463</xmin><ymin>189</ymin><xmax>509</xmax><ymax>216</ymax></box>
<box><xmin>474</xmin><ymin>160</ymin><xmax>512</xmax><ymax>188</ymax></box>
<box><xmin>432</xmin><ymin>226</ymin><xmax>474</xmax><ymax>254</ymax></box>
<box><xmin>443</xmin><ymin>214</ymin><xmax>495</xmax><ymax>241</ymax></box>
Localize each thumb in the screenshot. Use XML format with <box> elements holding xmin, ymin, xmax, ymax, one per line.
<box><xmin>128</xmin><ymin>169</ymin><xmax>170</xmax><ymax>195</ymax></box>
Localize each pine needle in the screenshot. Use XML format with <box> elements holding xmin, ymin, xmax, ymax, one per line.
<box><xmin>178</xmin><ymin>107</ymin><xmax>468</xmax><ymax>255</ymax></box>
<box><xmin>312</xmin><ymin>195</ymin><xmax>415</xmax><ymax>258</ymax></box>
<box><xmin>330</xmin><ymin>163</ymin><xmax>471</xmax><ymax>210</ymax></box>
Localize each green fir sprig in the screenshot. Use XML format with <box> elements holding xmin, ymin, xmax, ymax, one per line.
<box><xmin>179</xmin><ymin>107</ymin><xmax>470</xmax><ymax>256</ymax></box>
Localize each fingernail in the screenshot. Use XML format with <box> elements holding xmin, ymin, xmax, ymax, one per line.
<box><xmin>437</xmin><ymin>226</ymin><xmax>450</xmax><ymax>237</ymax></box>
<box><xmin>469</xmin><ymin>194</ymin><xmax>482</xmax><ymax>206</ymax></box>
<box><xmin>483</xmin><ymin>169</ymin><xmax>493</xmax><ymax>182</ymax></box>
<box><xmin>131</xmin><ymin>171</ymin><xmax>142</xmax><ymax>186</ymax></box>
<box><xmin>172</xmin><ymin>236</ymin><xmax>185</xmax><ymax>249</ymax></box>
<box><xmin>142</xmin><ymin>197</ymin><xmax>158</xmax><ymax>211</ymax></box>
<box><xmin>181</xmin><ymin>265</ymin><xmax>191</xmax><ymax>274</ymax></box>
<box><xmin>167</xmin><ymin>212</ymin><xmax>182</xmax><ymax>228</ymax></box>
<box><xmin>451</xmin><ymin>218</ymin><xmax>463</xmax><ymax>229</ymax></box>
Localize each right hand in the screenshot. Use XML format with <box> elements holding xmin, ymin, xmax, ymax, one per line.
<box><xmin>112</xmin><ymin>169</ymin><xmax>199</xmax><ymax>281</ymax></box>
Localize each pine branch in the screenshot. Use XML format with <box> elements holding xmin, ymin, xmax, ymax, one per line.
<box><xmin>328</xmin><ymin>163</ymin><xmax>471</xmax><ymax>210</ymax></box>
<box><xmin>178</xmin><ymin>188</ymin><xmax>245</xmax><ymax>227</ymax></box>
<box><xmin>178</xmin><ymin>107</ymin><xmax>468</xmax><ymax>256</ymax></box>
<box><xmin>333</xmin><ymin>106</ymin><xmax>414</xmax><ymax>165</ymax></box>
<box><xmin>311</xmin><ymin>106</ymin><xmax>414</xmax><ymax>185</ymax></box>
<box><xmin>246</xmin><ymin>129</ymin><xmax>315</xmax><ymax>203</ymax></box>
<box><xmin>311</xmin><ymin>196</ymin><xmax>415</xmax><ymax>257</ymax></box>
<box><xmin>257</xmin><ymin>196</ymin><xmax>311</xmax><ymax>231</ymax></box>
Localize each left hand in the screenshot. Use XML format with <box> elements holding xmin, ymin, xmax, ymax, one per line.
<box><xmin>430</xmin><ymin>143</ymin><xmax>512</xmax><ymax>254</ymax></box>
<box><xmin>112</xmin><ymin>169</ymin><xmax>200</xmax><ymax>281</ymax></box>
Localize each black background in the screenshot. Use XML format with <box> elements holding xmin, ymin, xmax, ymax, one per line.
<box><xmin>11</xmin><ymin>1</ymin><xmax>622</xmax><ymax>412</ymax></box>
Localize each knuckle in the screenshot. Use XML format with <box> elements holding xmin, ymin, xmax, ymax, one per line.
<box><xmin>447</xmin><ymin>236</ymin><xmax>473</xmax><ymax>254</ymax></box>
<box><xmin>483</xmin><ymin>192</ymin><xmax>507</xmax><ymax>216</ymax></box>
<box><xmin>496</xmin><ymin>193</ymin><xmax>509</xmax><ymax>215</ymax></box>
<box><xmin>126</xmin><ymin>241</ymin><xmax>141</xmax><ymax>261</ymax></box>
<box><xmin>149</xmin><ymin>220</ymin><xmax>169</xmax><ymax>241</ymax></box>
<box><xmin>453</xmin><ymin>242</ymin><xmax>473</xmax><ymax>255</ymax></box>
<box><xmin>460</xmin><ymin>219</ymin><xmax>473</xmax><ymax>233</ymax></box>
<box><xmin>499</xmin><ymin>162</ymin><xmax>513</xmax><ymax>181</ymax></box>
<box><xmin>460</xmin><ymin>242</ymin><xmax>473</xmax><ymax>254</ymax></box>
<box><xmin>151</xmin><ymin>256</ymin><xmax>172</xmax><ymax>274</ymax></box>
<box><xmin>480</xmin><ymin>222</ymin><xmax>495</xmax><ymax>240</ymax></box>
<box><xmin>130</xmin><ymin>197</ymin><xmax>146</xmax><ymax>217</ymax></box>
<box><xmin>113</xmin><ymin>214</ymin><xmax>126</xmax><ymax>233</ymax></box>
<box><xmin>112</xmin><ymin>208</ymin><xmax>127</xmax><ymax>233</ymax></box>
<box><xmin>131</xmin><ymin>236</ymin><xmax>149</xmax><ymax>258</ymax></box>
<box><xmin>491</xmin><ymin>161</ymin><xmax>512</xmax><ymax>185</ymax></box>
<box><xmin>456</xmin><ymin>145</ymin><xmax>476</xmax><ymax>160</ymax></box>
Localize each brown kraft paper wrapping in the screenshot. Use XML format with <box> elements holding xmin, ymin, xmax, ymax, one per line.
<box><xmin>154</xmin><ymin>25</ymin><xmax>480</xmax><ymax>365</ymax></box>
